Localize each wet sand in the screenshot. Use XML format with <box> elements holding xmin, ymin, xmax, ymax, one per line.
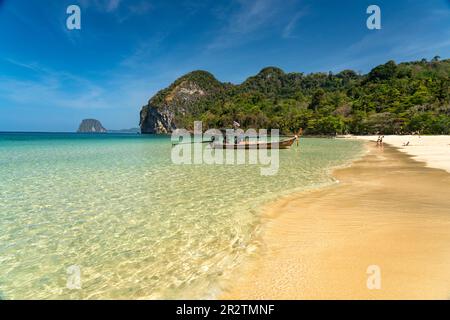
<box><xmin>222</xmin><ymin>143</ymin><xmax>450</xmax><ymax>299</ymax></box>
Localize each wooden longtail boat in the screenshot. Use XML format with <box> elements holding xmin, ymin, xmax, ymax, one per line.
<box><xmin>211</xmin><ymin>136</ymin><xmax>297</xmax><ymax>149</ymax></box>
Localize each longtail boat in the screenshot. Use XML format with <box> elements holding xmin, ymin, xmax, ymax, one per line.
<box><xmin>211</xmin><ymin>136</ymin><xmax>297</xmax><ymax>149</ymax></box>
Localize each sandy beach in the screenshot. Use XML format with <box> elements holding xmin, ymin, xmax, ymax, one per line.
<box><xmin>222</xmin><ymin>139</ymin><xmax>450</xmax><ymax>300</ymax></box>
<box><xmin>354</xmin><ymin>135</ymin><xmax>450</xmax><ymax>173</ymax></box>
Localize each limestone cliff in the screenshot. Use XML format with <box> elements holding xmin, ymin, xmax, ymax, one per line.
<box><xmin>139</xmin><ymin>70</ymin><xmax>227</xmax><ymax>133</ymax></box>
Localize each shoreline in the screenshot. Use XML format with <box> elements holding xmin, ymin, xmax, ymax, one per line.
<box><xmin>221</xmin><ymin>142</ymin><xmax>450</xmax><ymax>299</ymax></box>
<box><xmin>352</xmin><ymin>135</ymin><xmax>450</xmax><ymax>173</ymax></box>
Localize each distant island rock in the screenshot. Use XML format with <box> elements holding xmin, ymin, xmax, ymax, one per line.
<box><xmin>77</xmin><ymin>119</ymin><xmax>107</xmax><ymax>133</ymax></box>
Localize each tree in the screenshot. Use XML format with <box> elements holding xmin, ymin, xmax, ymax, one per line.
<box><xmin>368</xmin><ymin>60</ymin><xmax>398</xmax><ymax>81</ymax></box>
<box><xmin>309</xmin><ymin>88</ymin><xmax>326</xmax><ymax>112</ymax></box>
<box><xmin>432</xmin><ymin>56</ymin><xmax>441</xmax><ymax>62</ymax></box>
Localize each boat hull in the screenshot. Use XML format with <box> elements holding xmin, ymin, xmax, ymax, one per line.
<box><xmin>212</xmin><ymin>137</ymin><xmax>296</xmax><ymax>149</ymax></box>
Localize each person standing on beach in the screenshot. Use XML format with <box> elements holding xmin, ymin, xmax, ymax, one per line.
<box><xmin>377</xmin><ymin>135</ymin><xmax>385</xmax><ymax>147</ymax></box>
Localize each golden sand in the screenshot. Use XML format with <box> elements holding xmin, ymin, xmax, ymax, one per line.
<box><xmin>222</xmin><ymin>143</ymin><xmax>450</xmax><ymax>299</ymax></box>
<box><xmin>354</xmin><ymin>135</ymin><xmax>450</xmax><ymax>174</ymax></box>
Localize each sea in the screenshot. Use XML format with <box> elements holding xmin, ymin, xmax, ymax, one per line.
<box><xmin>0</xmin><ymin>132</ymin><xmax>363</xmax><ymax>299</ymax></box>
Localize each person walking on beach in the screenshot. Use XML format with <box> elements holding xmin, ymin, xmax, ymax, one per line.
<box><xmin>377</xmin><ymin>135</ymin><xmax>385</xmax><ymax>147</ymax></box>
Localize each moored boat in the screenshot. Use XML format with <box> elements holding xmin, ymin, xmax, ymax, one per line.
<box><xmin>211</xmin><ymin>136</ymin><xmax>297</xmax><ymax>149</ymax></box>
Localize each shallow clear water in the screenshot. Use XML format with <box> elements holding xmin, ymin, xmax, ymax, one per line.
<box><xmin>0</xmin><ymin>133</ymin><xmax>363</xmax><ymax>299</ymax></box>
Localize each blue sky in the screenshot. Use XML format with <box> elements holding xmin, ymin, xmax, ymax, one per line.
<box><xmin>0</xmin><ymin>0</ymin><xmax>449</xmax><ymax>131</ymax></box>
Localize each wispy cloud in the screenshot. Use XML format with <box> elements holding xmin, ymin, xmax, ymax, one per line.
<box><xmin>0</xmin><ymin>60</ymin><xmax>109</xmax><ymax>110</ymax></box>
<box><xmin>282</xmin><ymin>10</ymin><xmax>307</xmax><ymax>39</ymax></box>
<box><xmin>207</xmin><ymin>0</ymin><xmax>306</xmax><ymax>50</ymax></box>
<box><xmin>0</xmin><ymin>57</ymin><xmax>172</xmax><ymax>120</ymax></box>
<box><xmin>227</xmin><ymin>0</ymin><xmax>278</xmax><ymax>34</ymax></box>
<box><xmin>345</xmin><ymin>7</ymin><xmax>450</xmax><ymax>61</ymax></box>
<box><xmin>128</xmin><ymin>1</ymin><xmax>152</xmax><ymax>15</ymax></box>
<box><xmin>117</xmin><ymin>1</ymin><xmax>153</xmax><ymax>23</ymax></box>
<box><xmin>78</xmin><ymin>0</ymin><xmax>153</xmax><ymax>23</ymax></box>
<box><xmin>119</xmin><ymin>32</ymin><xmax>169</xmax><ymax>69</ymax></box>
<box><xmin>105</xmin><ymin>0</ymin><xmax>121</xmax><ymax>12</ymax></box>
<box><xmin>3</xmin><ymin>58</ymin><xmax>43</xmax><ymax>73</ymax></box>
<box><xmin>207</xmin><ymin>0</ymin><xmax>283</xmax><ymax>49</ymax></box>
<box><xmin>324</xmin><ymin>8</ymin><xmax>450</xmax><ymax>74</ymax></box>
<box><xmin>78</xmin><ymin>0</ymin><xmax>122</xmax><ymax>12</ymax></box>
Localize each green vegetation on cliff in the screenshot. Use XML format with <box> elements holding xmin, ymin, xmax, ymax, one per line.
<box><xmin>141</xmin><ymin>58</ymin><xmax>450</xmax><ymax>135</ymax></box>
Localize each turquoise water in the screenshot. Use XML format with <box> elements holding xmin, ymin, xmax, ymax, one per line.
<box><xmin>0</xmin><ymin>133</ymin><xmax>363</xmax><ymax>299</ymax></box>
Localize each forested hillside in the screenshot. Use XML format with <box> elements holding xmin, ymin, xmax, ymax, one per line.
<box><xmin>140</xmin><ymin>57</ymin><xmax>450</xmax><ymax>135</ymax></box>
